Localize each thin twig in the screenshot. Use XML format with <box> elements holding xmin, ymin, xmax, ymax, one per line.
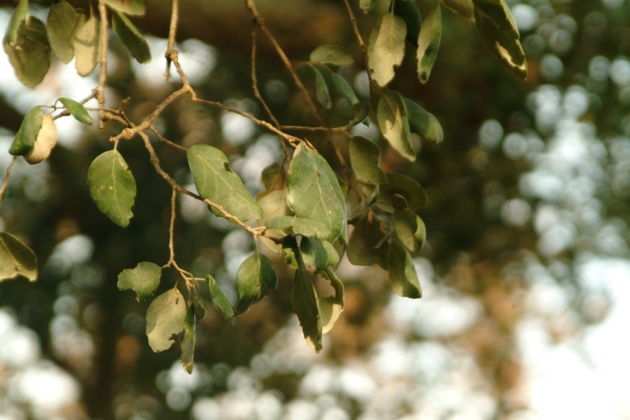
<box><xmin>97</xmin><ymin>0</ymin><xmax>109</xmax><ymax>131</ymax></box>
<box><xmin>164</xmin><ymin>0</ymin><xmax>179</xmax><ymax>78</ymax></box>
<box><xmin>166</xmin><ymin>189</ymin><xmax>177</xmax><ymax>266</ymax></box>
<box><xmin>149</xmin><ymin>126</ymin><xmax>188</xmax><ymax>151</ymax></box>
<box><xmin>0</xmin><ymin>156</ymin><xmax>17</xmax><ymax>205</ymax></box>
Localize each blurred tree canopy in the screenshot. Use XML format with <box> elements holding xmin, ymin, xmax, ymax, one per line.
<box><xmin>0</xmin><ymin>0</ymin><xmax>628</xmax><ymax>419</ymax></box>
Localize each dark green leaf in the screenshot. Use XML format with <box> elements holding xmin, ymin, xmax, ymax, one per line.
<box><xmin>377</xmin><ymin>91</ymin><xmax>415</xmax><ymax>161</ymax></box>
<box><xmin>264</xmin><ymin>216</ymin><xmax>331</xmax><ymax>240</ymax></box>
<box><xmin>319</xmin><ymin>267</ymin><xmax>344</xmax><ymax>333</ymax></box>
<box><xmin>105</xmin><ymin>0</ymin><xmax>146</xmax><ymax>16</ymax></box>
<box><xmin>349</xmin><ymin>136</ymin><xmax>387</xmax><ymax>185</ymax></box>
<box><xmin>313</xmin><ymin>67</ymin><xmax>332</xmax><ymax>109</ymax></box>
<box><xmin>181</xmin><ymin>306</ymin><xmax>195</xmax><ymax>374</ymax></box>
<box><xmin>393</xmin><ymin>208</ymin><xmax>422</xmax><ymax>251</ymax></box>
<box><xmin>3</xmin><ymin>16</ymin><xmax>51</xmax><ymax>88</ymax></box>
<box><xmin>112</xmin><ymin>11</ymin><xmax>151</xmax><ymax>64</ymax></box>
<box><xmin>301</xmin><ymin>237</ymin><xmax>328</xmax><ymax>271</ymax></box>
<box><xmin>347</xmin><ymin>216</ymin><xmax>389</xmax><ymax>267</ymax></box>
<box><xmin>236</xmin><ymin>253</ymin><xmax>278</xmax><ymax>314</ymax></box>
<box><xmin>0</xmin><ymin>232</ymin><xmax>37</xmax><ymax>281</ymax></box>
<box><xmin>360</xmin><ymin>0</ymin><xmax>378</xmax><ymax>13</ymax></box>
<box><xmin>416</xmin><ymin>4</ymin><xmax>442</xmax><ymax>84</ymax></box>
<box><xmin>47</xmin><ymin>0</ymin><xmax>85</xmax><ymax>64</ymax></box>
<box><xmin>188</xmin><ymin>144</ymin><xmax>263</xmax><ymax>223</ymax></box>
<box><xmin>368</xmin><ymin>13</ymin><xmax>407</xmax><ymax>87</ymax></box>
<box><xmin>403</xmin><ymin>98</ymin><xmax>443</xmax><ymax>143</ymax></box>
<box><xmin>394</xmin><ymin>0</ymin><xmax>422</xmax><ymax>47</ymax></box>
<box><xmin>145</xmin><ymin>288</ymin><xmax>187</xmax><ymax>352</ymax></box>
<box><xmin>192</xmin><ymin>285</ymin><xmax>206</xmax><ymax>319</ymax></box>
<box><xmin>310</xmin><ymin>44</ymin><xmax>354</xmax><ymax>66</ymax></box>
<box><xmin>381</xmin><ymin>172</ymin><xmax>427</xmax><ymax>210</ymax></box>
<box><xmin>387</xmin><ymin>240</ymin><xmax>422</xmax><ymax>298</ymax></box>
<box><xmin>5</xmin><ymin>0</ymin><xmax>28</xmax><ymax>45</ymax></box>
<box><xmin>442</xmin><ymin>0</ymin><xmax>474</xmax><ymax>18</ymax></box>
<box><xmin>207</xmin><ymin>275</ymin><xmax>235</xmax><ymax>323</ymax></box>
<box><xmin>58</xmin><ymin>97</ymin><xmax>93</xmax><ymax>125</ymax></box>
<box><xmin>331</xmin><ymin>73</ymin><xmax>360</xmax><ymax>108</ymax></box>
<box><xmin>9</xmin><ymin>106</ymin><xmax>42</xmax><ymax>156</ymax></box>
<box><xmin>472</xmin><ymin>0</ymin><xmax>520</xmax><ymax>40</ymax></box>
<box><xmin>292</xmin><ymin>269</ymin><xmax>322</xmax><ymax>352</ymax></box>
<box><xmin>87</xmin><ymin>150</ymin><xmax>137</xmax><ymax>228</ymax></box>
<box><xmin>286</xmin><ymin>144</ymin><xmax>346</xmax><ymax>243</ymax></box>
<box><xmin>73</xmin><ymin>14</ymin><xmax>100</xmax><ymax>76</ymax></box>
<box><xmin>117</xmin><ymin>261</ymin><xmax>161</xmax><ymax>299</ymax></box>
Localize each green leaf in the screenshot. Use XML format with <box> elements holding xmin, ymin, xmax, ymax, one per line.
<box><xmin>441</xmin><ymin>0</ymin><xmax>474</xmax><ymax>19</ymax></box>
<box><xmin>416</xmin><ymin>4</ymin><xmax>442</xmax><ymax>84</ymax></box>
<box><xmin>73</xmin><ymin>14</ymin><xmax>100</xmax><ymax>76</ymax></box>
<box><xmin>377</xmin><ymin>91</ymin><xmax>415</xmax><ymax>161</ymax></box>
<box><xmin>3</xmin><ymin>16</ymin><xmax>51</xmax><ymax>88</ymax></box>
<box><xmin>181</xmin><ymin>306</ymin><xmax>195</xmax><ymax>374</ymax></box>
<box><xmin>319</xmin><ymin>268</ymin><xmax>344</xmax><ymax>334</ymax></box>
<box><xmin>24</xmin><ymin>114</ymin><xmax>57</xmax><ymax>165</ymax></box>
<box><xmin>257</xmin><ymin>190</ymin><xmax>287</xmax><ymax>223</ymax></box>
<box><xmin>207</xmin><ymin>275</ymin><xmax>235</xmax><ymax>323</ymax></box>
<box><xmin>360</xmin><ymin>0</ymin><xmax>378</xmax><ymax>13</ymax></box>
<box><xmin>310</xmin><ymin>44</ymin><xmax>354</xmax><ymax>66</ymax></box>
<box><xmin>349</xmin><ymin>136</ymin><xmax>387</xmax><ymax>185</ymax></box>
<box><xmin>187</xmin><ymin>144</ymin><xmax>263</xmax><ymax>223</ymax></box>
<box><xmin>105</xmin><ymin>0</ymin><xmax>146</xmax><ymax>16</ymax></box>
<box><xmin>393</xmin><ymin>208</ymin><xmax>423</xmax><ymax>251</ymax></box>
<box><xmin>387</xmin><ymin>240</ymin><xmax>422</xmax><ymax>298</ymax></box>
<box><xmin>145</xmin><ymin>288</ymin><xmax>187</xmax><ymax>352</ymax></box>
<box><xmin>87</xmin><ymin>150</ymin><xmax>137</xmax><ymax>228</ymax></box>
<box><xmin>264</xmin><ymin>216</ymin><xmax>331</xmax><ymax>240</ymax></box>
<box><xmin>235</xmin><ymin>253</ymin><xmax>278</xmax><ymax>315</ymax></box>
<box><xmin>58</xmin><ymin>97</ymin><xmax>93</xmax><ymax>125</ymax></box>
<box><xmin>394</xmin><ymin>0</ymin><xmax>422</xmax><ymax>47</ymax></box>
<box><xmin>112</xmin><ymin>11</ymin><xmax>151</xmax><ymax>64</ymax></box>
<box><xmin>0</xmin><ymin>232</ymin><xmax>37</xmax><ymax>281</ymax></box>
<box><xmin>292</xmin><ymin>269</ymin><xmax>322</xmax><ymax>352</ymax></box>
<box><xmin>313</xmin><ymin>67</ymin><xmax>332</xmax><ymax>109</ymax></box>
<box><xmin>380</xmin><ymin>172</ymin><xmax>427</xmax><ymax>210</ymax></box>
<box><xmin>473</xmin><ymin>0</ymin><xmax>520</xmax><ymax>40</ymax></box>
<box><xmin>286</xmin><ymin>144</ymin><xmax>346</xmax><ymax>243</ymax></box>
<box><xmin>5</xmin><ymin>0</ymin><xmax>28</xmax><ymax>45</ymax></box>
<box><xmin>474</xmin><ymin>9</ymin><xmax>527</xmax><ymax>78</ymax></box>
<box><xmin>300</xmin><ymin>237</ymin><xmax>329</xmax><ymax>271</ymax></box>
<box><xmin>259</xmin><ymin>162</ymin><xmax>286</xmax><ymax>195</ymax></box>
<box><xmin>368</xmin><ymin>13</ymin><xmax>407</xmax><ymax>87</ymax></box>
<box><xmin>9</xmin><ymin>106</ymin><xmax>42</xmax><ymax>156</ymax></box>
<box><xmin>47</xmin><ymin>0</ymin><xmax>85</xmax><ymax>64</ymax></box>
<box><xmin>192</xmin><ymin>285</ymin><xmax>206</xmax><ymax>319</ymax></box>
<box><xmin>331</xmin><ymin>74</ymin><xmax>360</xmax><ymax>108</ymax></box>
<box><xmin>347</xmin><ymin>216</ymin><xmax>389</xmax><ymax>267</ymax></box>
<box><xmin>403</xmin><ymin>98</ymin><xmax>443</xmax><ymax>143</ymax></box>
<box><xmin>117</xmin><ymin>261</ymin><xmax>161</xmax><ymax>299</ymax></box>
<box><xmin>415</xmin><ymin>215</ymin><xmax>426</xmax><ymax>248</ymax></box>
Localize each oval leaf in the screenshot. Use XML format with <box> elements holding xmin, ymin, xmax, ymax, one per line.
<box><xmin>417</xmin><ymin>4</ymin><xmax>442</xmax><ymax>84</ymax></box>
<box><xmin>180</xmin><ymin>306</ymin><xmax>195</xmax><ymax>374</ymax></box>
<box><xmin>368</xmin><ymin>14</ymin><xmax>407</xmax><ymax>87</ymax></box>
<box><xmin>87</xmin><ymin>150</ymin><xmax>137</xmax><ymax>227</ymax></box>
<box><xmin>474</xmin><ymin>9</ymin><xmax>527</xmax><ymax>78</ymax></box>
<box><xmin>313</xmin><ymin>67</ymin><xmax>332</xmax><ymax>109</ymax></box>
<box><xmin>347</xmin><ymin>216</ymin><xmax>389</xmax><ymax>267</ymax></box>
<box><xmin>310</xmin><ymin>44</ymin><xmax>354</xmax><ymax>66</ymax></box>
<box><xmin>380</xmin><ymin>172</ymin><xmax>427</xmax><ymax>210</ymax></box>
<box><xmin>236</xmin><ymin>252</ymin><xmax>278</xmax><ymax>315</ymax></box>
<box><xmin>9</xmin><ymin>106</ymin><xmax>42</xmax><ymax>156</ymax></box>
<box><xmin>117</xmin><ymin>261</ymin><xmax>161</xmax><ymax>299</ymax></box>
<box><xmin>292</xmin><ymin>269</ymin><xmax>322</xmax><ymax>352</ymax></box>
<box><xmin>319</xmin><ymin>268</ymin><xmax>344</xmax><ymax>334</ymax></box>
<box><xmin>331</xmin><ymin>73</ymin><xmax>360</xmax><ymax>108</ymax></box>
<box><xmin>112</xmin><ymin>11</ymin><xmax>151</xmax><ymax>64</ymax></box>
<box><xmin>59</xmin><ymin>97</ymin><xmax>93</xmax><ymax>125</ymax></box>
<box><xmin>145</xmin><ymin>288</ymin><xmax>187</xmax><ymax>352</ymax></box>
<box><xmin>377</xmin><ymin>91</ymin><xmax>415</xmax><ymax>161</ymax></box>
<box><xmin>3</xmin><ymin>16</ymin><xmax>51</xmax><ymax>88</ymax></box>
<box><xmin>207</xmin><ymin>275</ymin><xmax>235</xmax><ymax>323</ymax></box>
<box><xmin>393</xmin><ymin>208</ymin><xmax>421</xmax><ymax>251</ymax></box>
<box><xmin>73</xmin><ymin>14</ymin><xmax>100</xmax><ymax>76</ymax></box>
<box><xmin>47</xmin><ymin>0</ymin><xmax>85</xmax><ymax>64</ymax></box>
<box><xmin>403</xmin><ymin>98</ymin><xmax>443</xmax><ymax>143</ymax></box>
<box><xmin>264</xmin><ymin>216</ymin><xmax>331</xmax><ymax>240</ymax></box>
<box><xmin>105</xmin><ymin>0</ymin><xmax>146</xmax><ymax>16</ymax></box>
<box><xmin>394</xmin><ymin>0</ymin><xmax>422</xmax><ymax>47</ymax></box>
<box><xmin>0</xmin><ymin>232</ymin><xmax>37</xmax><ymax>281</ymax></box>
<box><xmin>5</xmin><ymin>0</ymin><xmax>28</xmax><ymax>45</ymax></box>
<box><xmin>473</xmin><ymin>0</ymin><xmax>520</xmax><ymax>40</ymax></box>
<box><xmin>349</xmin><ymin>136</ymin><xmax>387</xmax><ymax>185</ymax></box>
<box><xmin>24</xmin><ymin>113</ymin><xmax>58</xmax><ymax>164</ymax></box>
<box><xmin>387</xmin><ymin>240</ymin><xmax>422</xmax><ymax>298</ymax></box>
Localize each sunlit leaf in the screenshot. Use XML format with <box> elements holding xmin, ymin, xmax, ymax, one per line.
<box><xmin>58</xmin><ymin>97</ymin><xmax>93</xmax><ymax>125</ymax></box>
<box><xmin>380</xmin><ymin>172</ymin><xmax>427</xmax><ymax>210</ymax></box>
<box><xmin>393</xmin><ymin>208</ymin><xmax>422</xmax><ymax>251</ymax></box>
<box><xmin>415</xmin><ymin>216</ymin><xmax>426</xmax><ymax>248</ymax></box>
<box><xmin>349</xmin><ymin>136</ymin><xmax>387</xmax><ymax>185</ymax></box>
<box><xmin>403</xmin><ymin>98</ymin><xmax>443</xmax><ymax>143</ymax></box>
<box><xmin>9</xmin><ymin>106</ymin><xmax>42</xmax><ymax>156</ymax></box>
<box><xmin>473</xmin><ymin>0</ymin><xmax>520</xmax><ymax>40</ymax></box>
<box><xmin>286</xmin><ymin>144</ymin><xmax>346</xmax><ymax>243</ymax></box>
<box><xmin>24</xmin><ymin>114</ymin><xmax>57</xmax><ymax>165</ymax></box>
<box><xmin>47</xmin><ymin>0</ymin><xmax>85</xmax><ymax>64</ymax></box>
<box><xmin>145</xmin><ymin>288</ymin><xmax>187</xmax><ymax>352</ymax></box>
<box><xmin>3</xmin><ymin>16</ymin><xmax>51</xmax><ymax>88</ymax></box>
<box><xmin>331</xmin><ymin>73</ymin><xmax>360</xmax><ymax>108</ymax></box>
<box><xmin>112</xmin><ymin>10</ymin><xmax>151</xmax><ymax>64</ymax></box>
<box><xmin>360</xmin><ymin>0</ymin><xmax>378</xmax><ymax>13</ymax></box>
<box><xmin>377</xmin><ymin>91</ymin><xmax>415</xmax><ymax>161</ymax></box>
<box><xmin>394</xmin><ymin>0</ymin><xmax>422</xmax><ymax>47</ymax></box>
<box><xmin>292</xmin><ymin>269</ymin><xmax>322</xmax><ymax>352</ymax></box>
<box><xmin>416</xmin><ymin>4</ymin><xmax>442</xmax><ymax>84</ymax></box>
<box><xmin>117</xmin><ymin>261</ymin><xmax>161</xmax><ymax>299</ymax></box>
<box><xmin>188</xmin><ymin>144</ymin><xmax>263</xmax><ymax>223</ymax></box>
<box><xmin>73</xmin><ymin>14</ymin><xmax>100</xmax><ymax>76</ymax></box>
<box><xmin>235</xmin><ymin>252</ymin><xmax>278</xmax><ymax>315</ymax></box>
<box><xmin>441</xmin><ymin>0</ymin><xmax>474</xmax><ymax>19</ymax></box>
<box><xmin>313</xmin><ymin>67</ymin><xmax>332</xmax><ymax>109</ymax></box>
<box><xmin>0</xmin><ymin>232</ymin><xmax>37</xmax><ymax>281</ymax></box>
<box><xmin>368</xmin><ymin>13</ymin><xmax>406</xmax><ymax>87</ymax></box>
<box><xmin>319</xmin><ymin>267</ymin><xmax>344</xmax><ymax>334</ymax></box>
<box><xmin>387</xmin><ymin>240</ymin><xmax>422</xmax><ymax>298</ymax></box>
<box><xmin>180</xmin><ymin>306</ymin><xmax>195</xmax><ymax>374</ymax></box>
<box><xmin>87</xmin><ymin>150</ymin><xmax>137</xmax><ymax>228</ymax></box>
<box><xmin>207</xmin><ymin>275</ymin><xmax>235</xmax><ymax>323</ymax></box>
<box><xmin>5</xmin><ymin>0</ymin><xmax>28</xmax><ymax>45</ymax></box>
<box><xmin>310</xmin><ymin>44</ymin><xmax>354</xmax><ymax>66</ymax></box>
<box><xmin>264</xmin><ymin>216</ymin><xmax>331</xmax><ymax>240</ymax></box>
<box><xmin>105</xmin><ymin>0</ymin><xmax>146</xmax><ymax>16</ymax></box>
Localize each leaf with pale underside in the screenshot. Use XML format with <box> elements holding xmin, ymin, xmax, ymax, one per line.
<box><xmin>3</xmin><ymin>16</ymin><xmax>51</xmax><ymax>88</ymax></box>
<box><xmin>378</xmin><ymin>91</ymin><xmax>415</xmax><ymax>161</ymax></box>
<box><xmin>112</xmin><ymin>11</ymin><xmax>151</xmax><ymax>64</ymax></box>
<box><xmin>349</xmin><ymin>136</ymin><xmax>387</xmax><ymax>185</ymax></box>
<box><xmin>207</xmin><ymin>275</ymin><xmax>235</xmax><ymax>323</ymax></box>
<box><xmin>188</xmin><ymin>144</ymin><xmax>262</xmax><ymax>223</ymax></box>
<box><xmin>73</xmin><ymin>14</ymin><xmax>100</xmax><ymax>76</ymax></box>
<box><xmin>105</xmin><ymin>0</ymin><xmax>146</xmax><ymax>16</ymax></box>
<box><xmin>442</xmin><ymin>0</ymin><xmax>474</xmax><ymax>19</ymax></box>
<box><xmin>58</xmin><ymin>98</ymin><xmax>93</xmax><ymax>125</ymax></box>
<box><xmin>264</xmin><ymin>216</ymin><xmax>331</xmax><ymax>240</ymax></box>
<box><xmin>87</xmin><ymin>150</ymin><xmax>137</xmax><ymax>228</ymax></box>
<box><xmin>319</xmin><ymin>268</ymin><xmax>344</xmax><ymax>334</ymax></box>
<box><xmin>394</xmin><ymin>0</ymin><xmax>422</xmax><ymax>47</ymax></box>
<box><xmin>47</xmin><ymin>0</ymin><xmax>85</xmax><ymax>64</ymax></box>
<box><xmin>416</xmin><ymin>4</ymin><xmax>442</xmax><ymax>84</ymax></box>
<box><xmin>313</xmin><ymin>67</ymin><xmax>331</xmax><ymax>109</ymax></box>
<box><xmin>180</xmin><ymin>306</ymin><xmax>195</xmax><ymax>374</ymax></box>
<box><xmin>0</xmin><ymin>232</ymin><xmax>37</xmax><ymax>281</ymax></box>
<box><xmin>117</xmin><ymin>261</ymin><xmax>161</xmax><ymax>299</ymax></box>
<box><xmin>9</xmin><ymin>106</ymin><xmax>42</xmax><ymax>156</ymax></box>
<box><xmin>286</xmin><ymin>144</ymin><xmax>346</xmax><ymax>243</ymax></box>
<box><xmin>380</xmin><ymin>172</ymin><xmax>427</xmax><ymax>211</ymax></box>
<box><xmin>292</xmin><ymin>269</ymin><xmax>322</xmax><ymax>352</ymax></box>
<box><xmin>387</xmin><ymin>240</ymin><xmax>422</xmax><ymax>298</ymax></box>
<box><xmin>368</xmin><ymin>14</ymin><xmax>407</xmax><ymax>87</ymax></box>
<box><xmin>403</xmin><ymin>98</ymin><xmax>443</xmax><ymax>143</ymax></box>
<box><xmin>235</xmin><ymin>253</ymin><xmax>278</xmax><ymax>315</ymax></box>
<box><xmin>310</xmin><ymin>44</ymin><xmax>354</xmax><ymax>66</ymax></box>
<box><xmin>24</xmin><ymin>114</ymin><xmax>57</xmax><ymax>165</ymax></box>
<box><xmin>145</xmin><ymin>288</ymin><xmax>187</xmax><ymax>352</ymax></box>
